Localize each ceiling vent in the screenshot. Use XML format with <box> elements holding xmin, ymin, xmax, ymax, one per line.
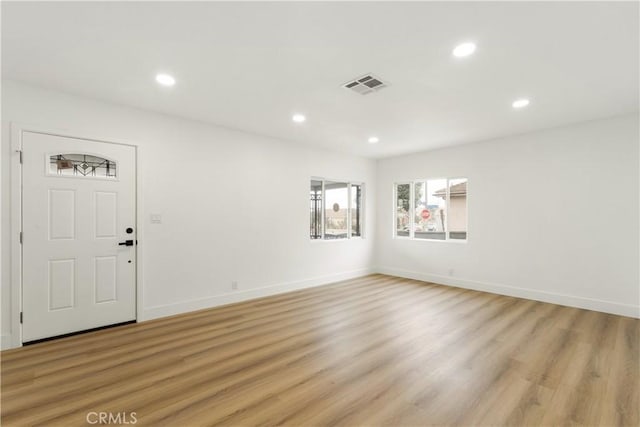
<box><xmin>343</xmin><ymin>74</ymin><xmax>389</xmax><ymax>95</ymax></box>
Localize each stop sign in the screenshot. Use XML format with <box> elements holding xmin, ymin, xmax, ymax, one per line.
<box><xmin>421</xmin><ymin>209</ymin><xmax>430</xmax><ymax>219</ymax></box>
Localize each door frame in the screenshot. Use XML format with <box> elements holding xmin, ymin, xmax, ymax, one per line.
<box><xmin>10</xmin><ymin>122</ymin><xmax>143</xmax><ymax>348</ymax></box>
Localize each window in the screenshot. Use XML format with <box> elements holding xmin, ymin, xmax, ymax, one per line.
<box><xmin>310</xmin><ymin>178</ymin><xmax>364</xmax><ymax>240</ymax></box>
<box><xmin>49</xmin><ymin>154</ymin><xmax>116</xmax><ymax>179</ymax></box>
<box><xmin>394</xmin><ymin>178</ymin><xmax>467</xmax><ymax>241</ymax></box>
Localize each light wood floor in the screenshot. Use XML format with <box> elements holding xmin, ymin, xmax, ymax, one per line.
<box><xmin>1</xmin><ymin>274</ymin><xmax>638</xmax><ymax>426</ymax></box>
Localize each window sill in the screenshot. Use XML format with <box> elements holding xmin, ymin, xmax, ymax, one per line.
<box><xmin>310</xmin><ymin>236</ymin><xmax>365</xmax><ymax>243</ymax></box>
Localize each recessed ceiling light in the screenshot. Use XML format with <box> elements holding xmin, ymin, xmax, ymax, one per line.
<box><xmin>155</xmin><ymin>73</ymin><xmax>176</xmax><ymax>87</ymax></box>
<box><xmin>368</xmin><ymin>137</ymin><xmax>379</xmax><ymax>144</ymax></box>
<box><xmin>512</xmin><ymin>98</ymin><xmax>530</xmax><ymax>109</ymax></box>
<box><xmin>292</xmin><ymin>114</ymin><xmax>306</xmax><ymax>123</ymax></box>
<box><xmin>452</xmin><ymin>42</ymin><xmax>476</xmax><ymax>58</ymax></box>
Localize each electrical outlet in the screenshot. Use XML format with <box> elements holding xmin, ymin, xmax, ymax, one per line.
<box><xmin>448</xmin><ymin>269</ymin><xmax>454</xmax><ymax>277</ymax></box>
<box><xmin>231</xmin><ymin>281</ymin><xmax>238</xmax><ymax>290</ymax></box>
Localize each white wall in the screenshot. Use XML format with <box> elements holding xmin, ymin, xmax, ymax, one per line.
<box><xmin>376</xmin><ymin>114</ymin><xmax>639</xmax><ymax>318</ymax></box>
<box><xmin>2</xmin><ymin>80</ymin><xmax>637</xmax><ymax>350</ymax></box>
<box><xmin>1</xmin><ymin>80</ymin><xmax>377</xmax><ymax>348</ymax></box>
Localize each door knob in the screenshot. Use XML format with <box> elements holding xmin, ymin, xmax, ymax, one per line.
<box><xmin>118</xmin><ymin>240</ymin><xmax>134</xmax><ymax>246</ymax></box>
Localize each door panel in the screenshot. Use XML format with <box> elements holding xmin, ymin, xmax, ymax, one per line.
<box><xmin>95</xmin><ymin>192</ymin><xmax>117</xmax><ymax>238</ymax></box>
<box><xmin>95</xmin><ymin>256</ymin><xmax>117</xmax><ymax>303</ymax></box>
<box><xmin>49</xmin><ymin>189</ymin><xmax>76</xmax><ymax>239</ymax></box>
<box><xmin>22</xmin><ymin>132</ymin><xmax>136</xmax><ymax>342</ymax></box>
<box><xmin>48</xmin><ymin>259</ymin><xmax>75</xmax><ymax>310</ymax></box>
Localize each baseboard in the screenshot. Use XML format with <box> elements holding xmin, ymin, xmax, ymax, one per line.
<box><xmin>376</xmin><ymin>267</ymin><xmax>640</xmax><ymax>319</ymax></box>
<box><xmin>7</xmin><ymin>266</ymin><xmax>633</xmax><ymax>349</ymax></box>
<box><xmin>142</xmin><ymin>267</ymin><xmax>376</xmax><ymax>321</ymax></box>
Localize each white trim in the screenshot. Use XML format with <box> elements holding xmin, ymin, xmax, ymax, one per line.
<box><xmin>135</xmin><ymin>145</ymin><xmax>144</xmax><ymax>329</ymax></box>
<box><xmin>10</xmin><ymin>123</ymin><xmax>24</xmax><ymax>349</ymax></box>
<box><xmin>7</xmin><ymin>122</ymin><xmax>142</xmax><ymax>350</ymax></box>
<box><xmin>376</xmin><ymin>266</ymin><xmax>640</xmax><ymax>319</ymax></box>
<box><xmin>142</xmin><ymin>268</ymin><xmax>375</xmax><ymax>321</ymax></box>
<box><xmin>309</xmin><ymin>237</ymin><xmax>364</xmax><ymax>244</ymax></box>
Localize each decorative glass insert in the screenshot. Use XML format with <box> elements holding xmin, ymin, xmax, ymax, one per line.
<box><xmin>49</xmin><ymin>154</ymin><xmax>116</xmax><ymax>179</ymax></box>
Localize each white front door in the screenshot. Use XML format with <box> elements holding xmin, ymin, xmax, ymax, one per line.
<box><xmin>22</xmin><ymin>131</ymin><xmax>136</xmax><ymax>342</ymax></box>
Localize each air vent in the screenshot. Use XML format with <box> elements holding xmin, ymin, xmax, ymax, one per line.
<box><xmin>343</xmin><ymin>74</ymin><xmax>389</xmax><ymax>95</ymax></box>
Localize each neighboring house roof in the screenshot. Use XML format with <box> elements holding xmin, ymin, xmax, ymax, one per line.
<box><xmin>433</xmin><ymin>181</ymin><xmax>467</xmax><ymax>198</ymax></box>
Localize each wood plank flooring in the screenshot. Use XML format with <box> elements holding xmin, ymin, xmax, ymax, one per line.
<box><xmin>1</xmin><ymin>274</ymin><xmax>638</xmax><ymax>426</ymax></box>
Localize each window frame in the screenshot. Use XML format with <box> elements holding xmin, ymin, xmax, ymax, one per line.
<box><xmin>310</xmin><ymin>177</ymin><xmax>365</xmax><ymax>242</ymax></box>
<box><xmin>350</xmin><ymin>182</ymin><xmax>364</xmax><ymax>238</ymax></box>
<box><xmin>393</xmin><ymin>177</ymin><xmax>468</xmax><ymax>242</ymax></box>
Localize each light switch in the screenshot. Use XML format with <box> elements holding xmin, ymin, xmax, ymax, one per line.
<box><xmin>150</xmin><ymin>214</ymin><xmax>162</xmax><ymax>224</ymax></box>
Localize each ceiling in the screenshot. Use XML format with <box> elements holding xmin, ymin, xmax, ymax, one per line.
<box><xmin>2</xmin><ymin>2</ymin><xmax>638</xmax><ymax>158</ymax></box>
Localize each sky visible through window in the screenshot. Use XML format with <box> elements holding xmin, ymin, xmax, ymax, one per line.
<box><xmin>325</xmin><ymin>187</ymin><xmax>348</xmax><ymax>211</ymax></box>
